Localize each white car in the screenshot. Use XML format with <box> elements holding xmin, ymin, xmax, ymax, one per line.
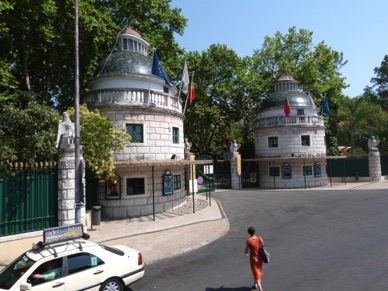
<box><xmin>0</xmin><ymin>224</ymin><xmax>145</xmax><ymax>291</ymax></box>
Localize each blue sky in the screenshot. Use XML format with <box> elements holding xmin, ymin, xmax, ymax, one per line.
<box><xmin>171</xmin><ymin>0</ymin><xmax>388</xmax><ymax>97</ymax></box>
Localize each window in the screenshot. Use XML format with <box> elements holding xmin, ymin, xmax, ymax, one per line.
<box><xmin>127</xmin><ymin>178</ymin><xmax>145</xmax><ymax>195</ymax></box>
<box><xmin>31</xmin><ymin>258</ymin><xmax>63</xmax><ymax>286</ymax></box>
<box><xmin>297</xmin><ymin>109</ymin><xmax>304</xmax><ymax>115</ymax></box>
<box><xmin>172</xmin><ymin>127</ymin><xmax>179</xmax><ymax>144</ymax></box>
<box><xmin>268</xmin><ymin>137</ymin><xmax>278</xmax><ymax>148</ymax></box>
<box><xmin>303</xmin><ymin>165</ymin><xmax>313</xmax><ymax>176</ymax></box>
<box><xmin>282</xmin><ymin>164</ymin><xmax>292</xmax><ymax>179</ymax></box>
<box><xmin>174</xmin><ymin>175</ymin><xmax>181</xmax><ymax>190</ymax></box>
<box><xmin>269</xmin><ymin>167</ymin><xmax>280</xmax><ymax>176</ymax></box>
<box><xmin>123</xmin><ymin>38</ymin><xmax>127</xmax><ymax>50</ymax></box>
<box><xmin>301</xmin><ymin>135</ymin><xmax>310</xmax><ymax>146</ymax></box>
<box><xmin>127</xmin><ymin>124</ymin><xmax>143</xmax><ymax>143</ymax></box>
<box><xmin>67</xmin><ymin>253</ymin><xmax>104</xmax><ymax>275</ymax></box>
<box><xmin>128</xmin><ymin>39</ymin><xmax>133</xmax><ymax>50</ymax></box>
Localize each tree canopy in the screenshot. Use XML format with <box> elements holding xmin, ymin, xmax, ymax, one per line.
<box><xmin>0</xmin><ymin>0</ymin><xmax>186</xmax><ymax>111</ymax></box>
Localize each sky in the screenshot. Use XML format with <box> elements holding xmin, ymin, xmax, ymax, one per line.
<box><xmin>171</xmin><ymin>0</ymin><xmax>388</xmax><ymax>97</ymax></box>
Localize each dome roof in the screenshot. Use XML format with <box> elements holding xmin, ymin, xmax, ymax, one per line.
<box><xmin>260</xmin><ymin>90</ymin><xmax>310</xmax><ymax>111</ymax></box>
<box><xmin>260</xmin><ymin>75</ymin><xmax>311</xmax><ymax>111</ymax></box>
<box><xmin>93</xmin><ymin>51</ymin><xmax>153</xmax><ymax>78</ymax></box>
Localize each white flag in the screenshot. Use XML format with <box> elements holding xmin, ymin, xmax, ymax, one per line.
<box><xmin>181</xmin><ymin>62</ymin><xmax>189</xmax><ymax>95</ymax></box>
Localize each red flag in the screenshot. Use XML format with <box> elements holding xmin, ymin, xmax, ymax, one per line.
<box><xmin>188</xmin><ymin>83</ymin><xmax>195</xmax><ymax>105</ymax></box>
<box><xmin>284</xmin><ymin>96</ymin><xmax>291</xmax><ymax>117</ymax></box>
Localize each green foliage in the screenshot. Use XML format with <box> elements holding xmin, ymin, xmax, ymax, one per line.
<box><xmin>367</xmin><ymin>55</ymin><xmax>388</xmax><ymax>110</ymax></box>
<box><xmin>67</xmin><ymin>105</ymin><xmax>131</xmax><ymax>180</ymax></box>
<box><xmin>183</xmin><ymin>45</ymin><xmax>249</xmax><ymax>154</ymax></box>
<box><xmin>0</xmin><ymin>94</ymin><xmax>60</xmax><ymax>162</ymax></box>
<box><xmin>0</xmin><ymin>0</ymin><xmax>186</xmax><ymax>111</ymax></box>
<box><xmin>336</xmin><ymin>95</ymin><xmax>383</xmax><ymax>150</ymax></box>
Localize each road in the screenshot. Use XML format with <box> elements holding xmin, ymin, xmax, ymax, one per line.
<box><xmin>129</xmin><ymin>188</ymin><xmax>388</xmax><ymax>291</ymax></box>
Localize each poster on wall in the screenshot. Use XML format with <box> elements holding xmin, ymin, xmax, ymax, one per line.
<box><xmin>314</xmin><ymin>163</ymin><xmax>321</xmax><ymax>177</ymax></box>
<box><xmin>106</xmin><ymin>179</ymin><xmax>121</xmax><ymax>199</ymax></box>
<box><xmin>163</xmin><ymin>170</ymin><xmax>173</xmax><ymax>195</ymax></box>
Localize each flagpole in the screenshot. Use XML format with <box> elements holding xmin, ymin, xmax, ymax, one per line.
<box><xmin>183</xmin><ymin>71</ymin><xmax>195</xmax><ymax>114</ymax></box>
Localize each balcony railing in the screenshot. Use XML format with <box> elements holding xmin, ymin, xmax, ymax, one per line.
<box><xmin>85</xmin><ymin>89</ymin><xmax>183</xmax><ymax>113</ymax></box>
<box><xmin>255</xmin><ymin>115</ymin><xmax>324</xmax><ymax>128</ymax></box>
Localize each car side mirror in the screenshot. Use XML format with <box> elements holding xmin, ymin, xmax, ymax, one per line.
<box><xmin>20</xmin><ymin>283</ymin><xmax>32</xmax><ymax>290</ymax></box>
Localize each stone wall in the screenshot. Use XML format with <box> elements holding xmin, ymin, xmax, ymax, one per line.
<box><xmin>99</xmin><ymin>165</ymin><xmax>187</xmax><ymax>219</ymax></box>
<box><xmin>255</xmin><ymin>127</ymin><xmax>326</xmax><ymax>158</ymax></box>
<box><xmin>100</xmin><ymin>109</ymin><xmax>185</xmax><ymax>161</ymax></box>
<box><xmin>258</xmin><ymin>158</ymin><xmax>328</xmax><ymax>189</ymax></box>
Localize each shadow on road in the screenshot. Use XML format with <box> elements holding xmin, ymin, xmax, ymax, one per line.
<box><xmin>206</xmin><ymin>287</ymin><xmax>251</xmax><ymax>291</ymax></box>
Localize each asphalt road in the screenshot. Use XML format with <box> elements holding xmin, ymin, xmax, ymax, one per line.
<box><xmin>130</xmin><ymin>188</ymin><xmax>388</xmax><ymax>291</ymax></box>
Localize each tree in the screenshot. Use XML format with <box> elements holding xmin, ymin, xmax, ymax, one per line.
<box><xmin>0</xmin><ymin>0</ymin><xmax>187</xmax><ymax>111</ymax></box>
<box><xmin>336</xmin><ymin>96</ymin><xmax>383</xmax><ymax>151</ymax></box>
<box><xmin>67</xmin><ymin>105</ymin><xmax>131</xmax><ymax>180</ymax></box>
<box><xmin>0</xmin><ymin>99</ymin><xmax>130</xmax><ymax>180</ymax></box>
<box><xmin>366</xmin><ymin>55</ymin><xmax>388</xmax><ymax>110</ymax></box>
<box><xmin>0</xmin><ymin>94</ymin><xmax>60</xmax><ymax>162</ymax></box>
<box><xmin>182</xmin><ymin>45</ymin><xmax>249</xmax><ymax>155</ymax></box>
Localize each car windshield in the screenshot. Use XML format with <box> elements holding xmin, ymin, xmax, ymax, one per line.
<box><xmin>98</xmin><ymin>244</ymin><xmax>124</xmax><ymax>256</ymax></box>
<box><xmin>0</xmin><ymin>253</ymin><xmax>36</xmax><ymax>289</ymax></box>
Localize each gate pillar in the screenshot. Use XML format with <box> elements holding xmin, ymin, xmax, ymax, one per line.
<box><xmin>57</xmin><ymin>113</ymin><xmax>86</xmax><ymax>226</ymax></box>
<box><xmin>230</xmin><ymin>141</ymin><xmax>242</xmax><ymax>190</ymax></box>
<box><xmin>368</xmin><ymin>136</ymin><xmax>382</xmax><ymax>182</ymax></box>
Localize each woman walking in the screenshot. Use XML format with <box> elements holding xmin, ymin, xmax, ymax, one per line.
<box><xmin>245</xmin><ymin>226</ymin><xmax>264</xmax><ymax>290</ymax></box>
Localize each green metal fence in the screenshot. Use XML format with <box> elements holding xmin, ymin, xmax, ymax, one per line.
<box><xmin>326</xmin><ymin>158</ymin><xmax>369</xmax><ymax>178</ymax></box>
<box><xmin>214</xmin><ymin>160</ymin><xmax>231</xmax><ymax>189</ymax></box>
<box><xmin>85</xmin><ymin>169</ymin><xmax>100</xmax><ymax>211</ymax></box>
<box><xmin>381</xmin><ymin>156</ymin><xmax>388</xmax><ymax>176</ymax></box>
<box><xmin>0</xmin><ymin>163</ymin><xmax>58</xmax><ymax>236</ymax></box>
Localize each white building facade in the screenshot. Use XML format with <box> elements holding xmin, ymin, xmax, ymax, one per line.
<box><xmin>86</xmin><ymin>28</ymin><xmax>189</xmax><ymax>219</ymax></box>
<box><xmin>254</xmin><ymin>76</ymin><xmax>329</xmax><ymax>188</ymax></box>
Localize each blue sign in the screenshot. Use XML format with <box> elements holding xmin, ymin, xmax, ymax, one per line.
<box><xmin>197</xmin><ymin>176</ymin><xmax>204</xmax><ymax>185</ymax></box>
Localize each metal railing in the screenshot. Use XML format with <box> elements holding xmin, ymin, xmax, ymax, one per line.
<box><xmin>85</xmin><ymin>88</ymin><xmax>183</xmax><ymax>113</ymax></box>
<box><xmin>255</xmin><ymin>115</ymin><xmax>324</xmax><ymax>128</ymax></box>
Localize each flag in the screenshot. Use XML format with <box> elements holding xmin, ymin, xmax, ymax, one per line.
<box><xmin>188</xmin><ymin>83</ymin><xmax>195</xmax><ymax>105</ymax></box>
<box><xmin>151</xmin><ymin>51</ymin><xmax>171</xmax><ymax>87</ymax></box>
<box><xmin>308</xmin><ymin>92</ymin><xmax>317</xmax><ymax>111</ymax></box>
<box><xmin>284</xmin><ymin>96</ymin><xmax>291</xmax><ymax>117</ymax></box>
<box><xmin>323</xmin><ymin>94</ymin><xmax>331</xmax><ymax>117</ymax></box>
<box><xmin>181</xmin><ymin>62</ymin><xmax>189</xmax><ymax>95</ymax></box>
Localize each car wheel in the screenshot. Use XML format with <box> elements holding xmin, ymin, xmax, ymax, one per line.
<box><xmin>99</xmin><ymin>278</ymin><xmax>124</xmax><ymax>291</ymax></box>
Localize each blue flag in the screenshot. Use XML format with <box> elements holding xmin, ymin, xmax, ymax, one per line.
<box><xmin>323</xmin><ymin>94</ymin><xmax>331</xmax><ymax>117</ymax></box>
<box><xmin>151</xmin><ymin>51</ymin><xmax>171</xmax><ymax>87</ymax></box>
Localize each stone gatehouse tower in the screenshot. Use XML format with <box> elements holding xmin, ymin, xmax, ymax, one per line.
<box><xmin>254</xmin><ymin>76</ymin><xmax>328</xmax><ymax>188</ymax></box>
<box><xmin>86</xmin><ymin>27</ymin><xmax>188</xmax><ymax>219</ymax></box>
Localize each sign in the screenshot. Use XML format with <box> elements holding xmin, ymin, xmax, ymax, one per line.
<box><xmin>43</xmin><ymin>223</ymin><xmax>84</xmax><ymax>245</ymax></box>
<box><xmin>236</xmin><ymin>154</ymin><xmax>241</xmax><ymax>176</ymax></box>
<box><xmin>204</xmin><ymin>165</ymin><xmax>214</xmax><ymax>174</ymax></box>
<box><xmin>163</xmin><ymin>170</ymin><xmax>173</xmax><ymax>195</ymax></box>
<box><xmin>197</xmin><ymin>176</ymin><xmax>204</xmax><ymax>185</ymax></box>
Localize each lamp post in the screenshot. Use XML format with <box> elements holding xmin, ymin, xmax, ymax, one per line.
<box><xmin>74</xmin><ymin>0</ymin><xmax>83</xmax><ymax>223</ymax></box>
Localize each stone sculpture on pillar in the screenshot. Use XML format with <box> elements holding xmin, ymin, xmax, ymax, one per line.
<box><xmin>368</xmin><ymin>136</ymin><xmax>379</xmax><ymax>151</ymax></box>
<box><xmin>229</xmin><ymin>140</ymin><xmax>241</xmax><ymax>156</ymax></box>
<box><xmin>184</xmin><ymin>138</ymin><xmax>192</xmax><ymax>159</ymax></box>
<box><xmin>56</xmin><ymin>112</ymin><xmax>75</xmax><ymax>151</ymax></box>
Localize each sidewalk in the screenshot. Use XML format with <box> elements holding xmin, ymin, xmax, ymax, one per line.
<box><xmin>87</xmin><ymin>194</ymin><xmax>229</xmax><ymax>264</ymax></box>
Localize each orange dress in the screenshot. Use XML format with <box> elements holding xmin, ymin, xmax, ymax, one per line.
<box><xmin>247</xmin><ymin>236</ymin><xmax>263</xmax><ymax>283</ymax></box>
